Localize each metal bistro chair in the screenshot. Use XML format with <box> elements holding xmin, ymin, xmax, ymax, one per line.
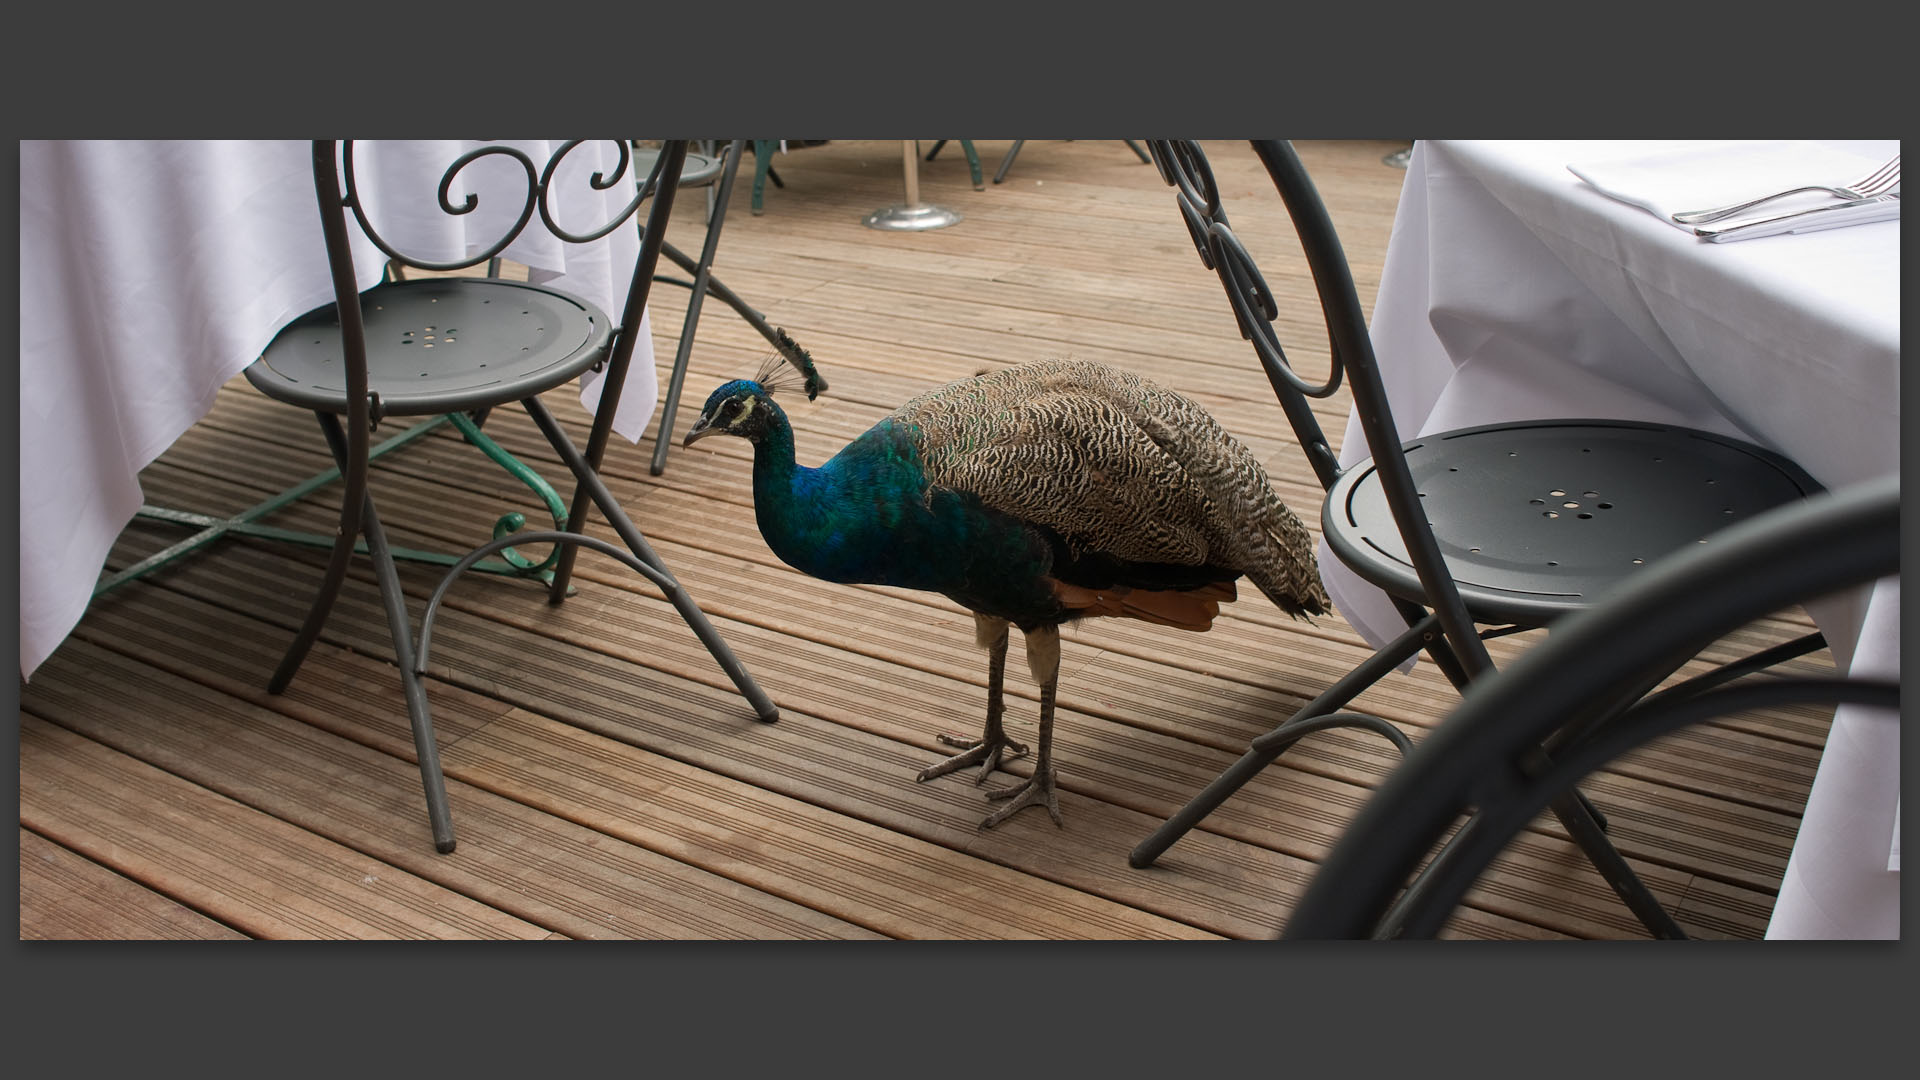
<box><xmin>1128</xmin><ymin>140</ymin><xmax>1827</xmax><ymax>939</ymax></box>
<box><xmin>1284</xmin><ymin>477</ymin><xmax>1899</xmax><ymax>938</ymax></box>
<box><xmin>244</xmin><ymin>140</ymin><xmax>794</xmax><ymax>854</ymax></box>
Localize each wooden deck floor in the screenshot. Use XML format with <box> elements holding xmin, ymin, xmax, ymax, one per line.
<box><xmin>17</xmin><ymin>139</ymin><xmax>1838</xmax><ymax>940</ymax></box>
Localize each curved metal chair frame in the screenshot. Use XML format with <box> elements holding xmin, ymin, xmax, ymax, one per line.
<box><xmin>1128</xmin><ymin>140</ymin><xmax>1832</xmax><ymax>939</ymax></box>
<box><xmin>640</xmin><ymin>140</ymin><xmax>826</xmax><ymax>476</ymax></box>
<box><xmin>248</xmin><ymin>141</ymin><xmax>789</xmax><ymax>854</ymax></box>
<box><xmin>1283</xmin><ymin>477</ymin><xmax>1899</xmax><ymax>938</ymax></box>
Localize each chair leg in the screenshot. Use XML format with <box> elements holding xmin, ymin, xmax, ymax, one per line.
<box><xmin>925</xmin><ymin>140</ymin><xmax>985</xmax><ymax>189</ymax></box>
<box><xmin>1548</xmin><ymin>792</ymin><xmax>1685</xmax><ymax>938</ymax></box>
<box><xmin>358</xmin><ymin>488</ymin><xmax>458</xmax><ymax>854</ymax></box>
<box><xmin>959</xmin><ymin>140</ymin><xmax>984</xmax><ymax>189</ymax></box>
<box><xmin>1377</xmin><ymin>780</ymin><xmax>1684</xmax><ymax>939</ymax></box>
<box><xmin>751</xmin><ymin>140</ymin><xmax>777</xmax><ymax>214</ymax></box>
<box><xmin>650</xmin><ymin>139</ymin><xmax>744</xmax><ymax>476</ymax></box>
<box><xmin>523</xmin><ymin>396</ymin><xmax>779</xmax><ymax>723</ymax></box>
<box><xmin>1129</xmin><ymin>613</ymin><xmax>1438</xmax><ymax>867</ymax></box>
<box><xmin>312</xmin><ymin>412</ymin><xmax>456</xmax><ymax>853</ymax></box>
<box><xmin>657</xmin><ymin>244</ymin><xmax>789</xmax><ymax>350</ymax></box>
<box><xmin>1124</xmin><ymin>139</ymin><xmax>1152</xmax><ymax>163</ymax></box>
<box><xmin>993</xmin><ymin>140</ymin><xmax>1025</xmax><ymax>184</ymax></box>
<box><xmin>267</xmin><ymin>408</ymin><xmax>369</xmax><ymax>694</ymax></box>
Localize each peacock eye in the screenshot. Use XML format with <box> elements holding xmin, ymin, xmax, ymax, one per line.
<box><xmin>720</xmin><ymin>399</ymin><xmax>741</xmax><ymax>419</ymax></box>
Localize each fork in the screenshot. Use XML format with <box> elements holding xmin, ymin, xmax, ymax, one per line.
<box><xmin>1670</xmin><ymin>153</ymin><xmax>1900</xmax><ymax>225</ymax></box>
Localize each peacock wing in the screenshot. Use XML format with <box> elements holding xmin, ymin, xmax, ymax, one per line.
<box><xmin>893</xmin><ymin>360</ymin><xmax>1253</xmax><ymax>567</ymax></box>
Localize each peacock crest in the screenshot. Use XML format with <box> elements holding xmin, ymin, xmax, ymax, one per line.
<box><xmin>754</xmin><ymin>327</ymin><xmax>828</xmax><ymax>401</ymax></box>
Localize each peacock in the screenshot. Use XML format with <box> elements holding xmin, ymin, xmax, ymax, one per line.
<box><xmin>684</xmin><ymin>343</ymin><xmax>1329</xmax><ymax>829</ymax></box>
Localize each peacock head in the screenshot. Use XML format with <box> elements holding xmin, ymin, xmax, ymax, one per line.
<box><xmin>684</xmin><ymin>379</ymin><xmax>780</xmax><ymax>446</ymax></box>
<box><xmin>684</xmin><ymin>338</ymin><xmax>826</xmax><ymax>447</ymax></box>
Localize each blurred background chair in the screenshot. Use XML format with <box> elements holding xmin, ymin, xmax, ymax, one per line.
<box><xmin>242</xmin><ymin>140</ymin><xmax>790</xmax><ymax>853</ymax></box>
<box><xmin>1127</xmin><ymin>140</ymin><xmax>1827</xmax><ymax>939</ymax></box>
<box><xmin>1283</xmin><ymin>476</ymin><xmax>1899</xmax><ymax>938</ymax></box>
<box><xmin>750</xmin><ymin>140</ymin><xmax>986</xmax><ymax>214</ymax></box>
<box><xmin>918</xmin><ymin>140</ymin><xmax>986</xmax><ymax>189</ymax></box>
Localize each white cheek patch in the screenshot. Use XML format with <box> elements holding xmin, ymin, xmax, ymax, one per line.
<box><xmin>732</xmin><ymin>396</ymin><xmax>757</xmax><ymax>428</ymax></box>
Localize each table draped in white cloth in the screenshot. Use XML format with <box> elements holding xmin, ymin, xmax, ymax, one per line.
<box><xmin>18</xmin><ymin>140</ymin><xmax>659</xmax><ymax>682</ymax></box>
<box><xmin>1330</xmin><ymin>139</ymin><xmax>1899</xmax><ymax>938</ymax></box>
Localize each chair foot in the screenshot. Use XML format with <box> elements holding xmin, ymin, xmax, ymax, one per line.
<box><xmin>520</xmin><ymin>399</ymin><xmax>784</xmax><ymax>725</ymax></box>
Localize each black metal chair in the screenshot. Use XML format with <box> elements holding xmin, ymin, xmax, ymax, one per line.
<box><xmin>1283</xmin><ymin>476</ymin><xmax>1899</xmax><ymax>938</ymax></box>
<box><xmin>243</xmin><ymin>141</ymin><xmax>794</xmax><ymax>854</ymax></box>
<box><xmin>640</xmin><ymin>140</ymin><xmax>831</xmax><ymax>476</ymax></box>
<box><xmin>1128</xmin><ymin>140</ymin><xmax>1828</xmax><ymax>939</ymax></box>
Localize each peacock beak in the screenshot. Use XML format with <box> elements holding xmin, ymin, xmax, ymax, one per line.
<box><xmin>683</xmin><ymin>413</ymin><xmax>716</xmax><ymax>446</ymax></box>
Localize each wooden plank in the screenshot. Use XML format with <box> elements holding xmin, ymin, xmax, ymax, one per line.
<box><xmin>25</xmin><ymin>638</ymin><xmax>882</xmax><ymax>941</ymax></box>
<box><xmin>81</xmin><ymin>517</ymin><xmax>1563</xmax><ymax>940</ymax></box>
<box><xmin>60</xmin><ymin>588</ymin><xmax>1220</xmax><ymax>940</ymax></box>
<box><xmin>100</xmin><ymin>514</ymin><xmax>1730</xmax><ymax>939</ymax></box>
<box><xmin>19</xmin><ymin>715</ymin><xmax>548</xmax><ymax>940</ymax></box>
<box><xmin>19</xmin><ymin>828</ymin><xmax>246</xmax><ymax>940</ymax></box>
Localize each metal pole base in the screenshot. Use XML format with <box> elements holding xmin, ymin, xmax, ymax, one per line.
<box><xmin>862</xmin><ymin>203</ymin><xmax>962</xmax><ymax>230</ymax></box>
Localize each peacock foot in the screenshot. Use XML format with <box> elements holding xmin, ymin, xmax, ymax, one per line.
<box><xmin>916</xmin><ymin>732</ymin><xmax>1029</xmax><ymax>785</ymax></box>
<box><xmin>980</xmin><ymin>765</ymin><xmax>1063</xmax><ymax>829</ymax></box>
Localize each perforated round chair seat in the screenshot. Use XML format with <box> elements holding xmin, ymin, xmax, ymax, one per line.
<box><xmin>1324</xmin><ymin>419</ymin><xmax>1823</xmax><ymax>628</ymax></box>
<box><xmin>245</xmin><ymin>277</ymin><xmax>612</xmax><ymax>417</ymax></box>
<box><xmin>631</xmin><ymin>147</ymin><xmax>725</xmax><ymax>189</ymax></box>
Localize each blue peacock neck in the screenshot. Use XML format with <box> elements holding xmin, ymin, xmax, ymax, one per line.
<box><xmin>746</xmin><ymin>399</ymin><xmax>839</xmax><ymax>579</ymax></box>
<box><xmin>739</xmin><ymin>398</ymin><xmax>1060</xmax><ymax>616</ymax></box>
<box><xmin>747</xmin><ymin>397</ymin><xmax>802</xmax><ymax>514</ymax></box>
<box><xmin>745</xmin><ymin>404</ymin><xmax>923</xmax><ymax>587</ymax></box>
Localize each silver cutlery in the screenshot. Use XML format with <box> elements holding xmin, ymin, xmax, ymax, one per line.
<box><xmin>1694</xmin><ymin>192</ymin><xmax>1899</xmax><ymax>242</ymax></box>
<box><xmin>1671</xmin><ymin>154</ymin><xmax>1900</xmax><ymax>225</ymax></box>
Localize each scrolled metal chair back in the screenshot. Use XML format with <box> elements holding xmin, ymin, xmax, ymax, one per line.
<box><xmin>1148</xmin><ymin>139</ymin><xmax>1373</xmax><ymax>490</ymax></box>
<box><xmin>334</xmin><ymin>139</ymin><xmax>671</xmax><ymax>274</ymax></box>
<box><xmin>1149</xmin><ymin>138</ymin><xmax>1492</xmax><ymax>679</ymax></box>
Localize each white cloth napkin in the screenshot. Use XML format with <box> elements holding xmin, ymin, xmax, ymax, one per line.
<box><xmin>1566</xmin><ymin>140</ymin><xmax>1898</xmax><ymax>236</ymax></box>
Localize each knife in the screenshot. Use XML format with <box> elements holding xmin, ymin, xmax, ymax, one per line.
<box><xmin>1694</xmin><ymin>193</ymin><xmax>1900</xmax><ymax>242</ymax></box>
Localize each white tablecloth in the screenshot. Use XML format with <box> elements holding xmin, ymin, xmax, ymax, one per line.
<box><xmin>1330</xmin><ymin>139</ymin><xmax>1900</xmax><ymax>938</ymax></box>
<box><xmin>18</xmin><ymin>140</ymin><xmax>661</xmax><ymax>682</ymax></box>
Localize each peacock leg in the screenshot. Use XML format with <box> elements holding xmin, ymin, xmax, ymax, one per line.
<box><xmin>917</xmin><ymin>613</ymin><xmax>1028</xmax><ymax>784</ymax></box>
<box><xmin>980</xmin><ymin>623</ymin><xmax>1064</xmax><ymax>828</ymax></box>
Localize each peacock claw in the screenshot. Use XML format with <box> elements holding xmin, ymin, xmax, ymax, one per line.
<box><xmin>980</xmin><ymin>767</ymin><xmax>1063</xmax><ymax>829</ymax></box>
<box><xmin>916</xmin><ymin>734</ymin><xmax>1029</xmax><ymax>785</ymax></box>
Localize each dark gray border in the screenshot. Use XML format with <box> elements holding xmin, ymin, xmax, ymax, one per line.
<box><xmin>6</xmin><ymin>7</ymin><xmax>1910</xmax><ymax>1071</ymax></box>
